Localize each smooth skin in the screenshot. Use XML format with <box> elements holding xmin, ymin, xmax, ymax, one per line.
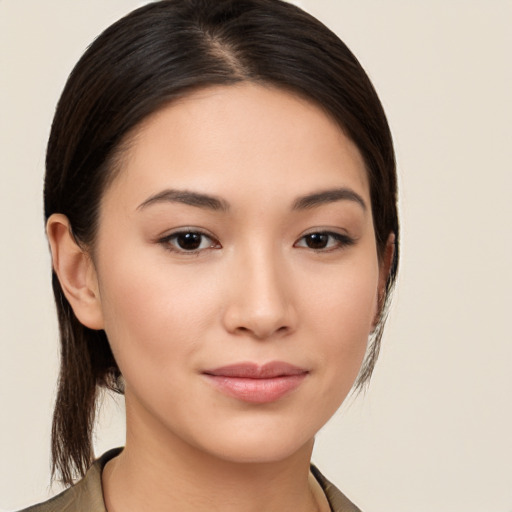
<box><xmin>48</xmin><ymin>83</ymin><xmax>394</xmax><ymax>512</ymax></box>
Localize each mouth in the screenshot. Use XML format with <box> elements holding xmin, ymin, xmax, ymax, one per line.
<box><xmin>202</xmin><ymin>361</ymin><xmax>309</xmax><ymax>404</ymax></box>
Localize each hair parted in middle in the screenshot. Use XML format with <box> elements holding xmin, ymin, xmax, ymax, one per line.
<box><xmin>45</xmin><ymin>0</ymin><xmax>399</xmax><ymax>485</ymax></box>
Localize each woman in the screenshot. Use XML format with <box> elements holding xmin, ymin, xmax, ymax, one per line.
<box><xmin>22</xmin><ymin>0</ymin><xmax>399</xmax><ymax>510</ymax></box>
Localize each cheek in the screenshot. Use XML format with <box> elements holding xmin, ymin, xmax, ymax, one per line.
<box><xmin>303</xmin><ymin>255</ymin><xmax>379</xmax><ymax>336</ymax></box>
<box><xmin>95</xmin><ymin>246</ymin><xmax>220</xmax><ymax>374</ymax></box>
<box><xmin>300</xmin><ymin>255</ymin><xmax>380</xmax><ymax>381</ymax></box>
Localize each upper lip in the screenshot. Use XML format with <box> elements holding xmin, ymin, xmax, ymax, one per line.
<box><xmin>203</xmin><ymin>361</ymin><xmax>308</xmax><ymax>379</ymax></box>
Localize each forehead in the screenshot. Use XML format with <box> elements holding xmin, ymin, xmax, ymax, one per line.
<box><xmin>105</xmin><ymin>83</ymin><xmax>370</xmax><ymax>210</ymax></box>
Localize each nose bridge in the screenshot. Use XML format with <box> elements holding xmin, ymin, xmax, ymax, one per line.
<box><xmin>223</xmin><ymin>239</ymin><xmax>295</xmax><ymax>339</ymax></box>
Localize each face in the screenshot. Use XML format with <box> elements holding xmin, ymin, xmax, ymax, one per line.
<box><xmin>91</xmin><ymin>83</ymin><xmax>384</xmax><ymax>464</ymax></box>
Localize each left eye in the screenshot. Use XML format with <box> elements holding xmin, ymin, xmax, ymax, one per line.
<box><xmin>294</xmin><ymin>232</ymin><xmax>354</xmax><ymax>251</ymax></box>
<box><xmin>162</xmin><ymin>231</ymin><xmax>219</xmax><ymax>252</ymax></box>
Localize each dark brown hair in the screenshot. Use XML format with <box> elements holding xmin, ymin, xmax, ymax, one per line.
<box><xmin>45</xmin><ymin>0</ymin><xmax>399</xmax><ymax>485</ymax></box>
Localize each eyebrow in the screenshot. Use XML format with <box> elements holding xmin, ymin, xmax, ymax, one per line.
<box><xmin>137</xmin><ymin>189</ymin><xmax>230</xmax><ymax>212</ymax></box>
<box><xmin>137</xmin><ymin>186</ymin><xmax>366</xmax><ymax>213</ymax></box>
<box><xmin>292</xmin><ymin>188</ymin><xmax>367</xmax><ymax>211</ymax></box>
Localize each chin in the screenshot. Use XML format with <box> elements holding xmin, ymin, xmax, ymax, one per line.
<box><xmin>190</xmin><ymin>419</ymin><xmax>317</xmax><ymax>466</ymax></box>
<box><xmin>210</xmin><ymin>440</ymin><xmax>313</xmax><ymax>466</ymax></box>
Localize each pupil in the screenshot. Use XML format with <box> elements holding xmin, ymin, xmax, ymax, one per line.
<box><xmin>306</xmin><ymin>233</ymin><xmax>328</xmax><ymax>249</ymax></box>
<box><xmin>177</xmin><ymin>232</ymin><xmax>202</xmax><ymax>250</ymax></box>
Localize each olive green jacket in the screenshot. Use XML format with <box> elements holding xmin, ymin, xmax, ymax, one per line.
<box><xmin>20</xmin><ymin>448</ymin><xmax>362</xmax><ymax>512</ymax></box>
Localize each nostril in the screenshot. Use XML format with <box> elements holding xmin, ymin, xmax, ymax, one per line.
<box><xmin>222</xmin><ymin>293</ymin><xmax>296</xmax><ymax>339</ymax></box>
<box><xmin>232</xmin><ymin>323</ymin><xmax>290</xmax><ymax>339</ymax></box>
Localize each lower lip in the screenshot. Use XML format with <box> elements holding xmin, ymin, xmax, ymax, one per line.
<box><xmin>204</xmin><ymin>374</ymin><xmax>307</xmax><ymax>403</ymax></box>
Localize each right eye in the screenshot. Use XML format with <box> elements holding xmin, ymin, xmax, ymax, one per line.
<box><xmin>160</xmin><ymin>230</ymin><xmax>220</xmax><ymax>253</ymax></box>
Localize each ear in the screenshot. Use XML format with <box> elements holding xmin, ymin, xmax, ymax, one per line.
<box><xmin>47</xmin><ymin>214</ymin><xmax>104</xmax><ymax>330</ymax></box>
<box><xmin>373</xmin><ymin>233</ymin><xmax>396</xmax><ymax>327</ymax></box>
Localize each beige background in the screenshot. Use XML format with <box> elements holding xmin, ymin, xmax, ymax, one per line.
<box><xmin>1</xmin><ymin>1</ymin><xmax>511</xmax><ymax>510</ymax></box>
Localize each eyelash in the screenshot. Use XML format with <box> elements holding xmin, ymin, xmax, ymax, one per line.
<box><xmin>294</xmin><ymin>231</ymin><xmax>355</xmax><ymax>252</ymax></box>
<box><xmin>158</xmin><ymin>229</ymin><xmax>220</xmax><ymax>254</ymax></box>
<box><xmin>158</xmin><ymin>230</ymin><xmax>355</xmax><ymax>254</ymax></box>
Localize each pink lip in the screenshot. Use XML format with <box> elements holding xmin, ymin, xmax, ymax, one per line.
<box><xmin>202</xmin><ymin>362</ymin><xmax>309</xmax><ymax>403</ymax></box>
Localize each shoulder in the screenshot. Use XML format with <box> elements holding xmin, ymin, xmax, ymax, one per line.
<box><xmin>17</xmin><ymin>448</ymin><xmax>122</xmax><ymax>512</ymax></box>
<box><xmin>311</xmin><ymin>464</ymin><xmax>363</xmax><ymax>512</ymax></box>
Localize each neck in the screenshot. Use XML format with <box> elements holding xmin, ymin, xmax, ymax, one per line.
<box><xmin>102</xmin><ymin>397</ymin><xmax>319</xmax><ymax>512</ymax></box>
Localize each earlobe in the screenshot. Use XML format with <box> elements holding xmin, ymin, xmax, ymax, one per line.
<box><xmin>46</xmin><ymin>214</ymin><xmax>104</xmax><ymax>330</ymax></box>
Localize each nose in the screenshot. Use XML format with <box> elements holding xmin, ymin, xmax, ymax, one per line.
<box><xmin>222</xmin><ymin>247</ymin><xmax>297</xmax><ymax>340</ymax></box>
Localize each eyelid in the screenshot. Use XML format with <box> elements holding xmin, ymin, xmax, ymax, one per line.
<box><xmin>157</xmin><ymin>227</ymin><xmax>221</xmax><ymax>254</ymax></box>
<box><xmin>294</xmin><ymin>229</ymin><xmax>356</xmax><ymax>251</ymax></box>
